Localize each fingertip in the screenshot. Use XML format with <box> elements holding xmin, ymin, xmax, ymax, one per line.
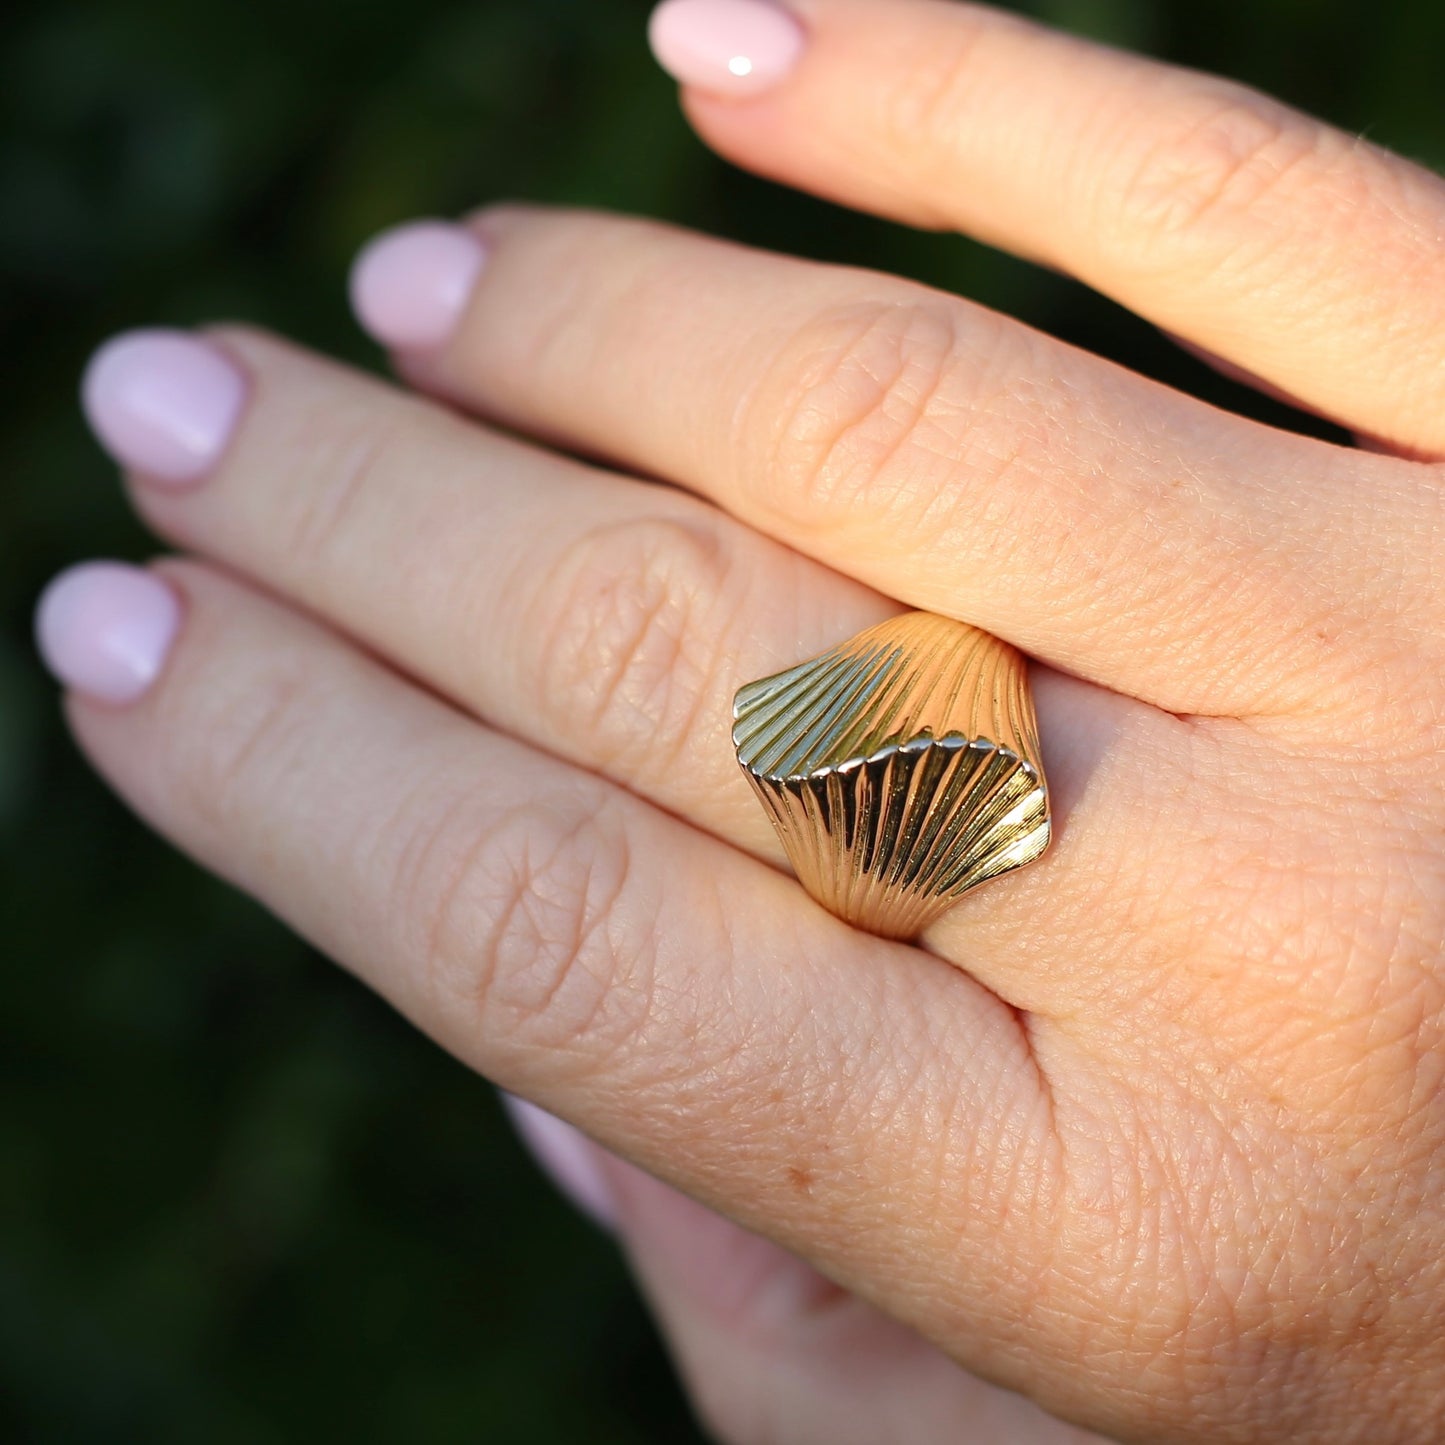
<box><xmin>349</xmin><ymin>220</ymin><xmax>488</xmax><ymax>353</ymax></box>
<box><xmin>35</xmin><ymin>562</ymin><xmax>183</xmax><ymax>707</ymax></box>
<box><xmin>81</xmin><ymin>330</ymin><xmax>247</xmax><ymax>486</ymax></box>
<box><xmin>649</xmin><ymin>0</ymin><xmax>806</xmax><ymax>98</ymax></box>
<box><xmin>501</xmin><ymin>1092</ymin><xmax>618</xmax><ymax>1231</ymax></box>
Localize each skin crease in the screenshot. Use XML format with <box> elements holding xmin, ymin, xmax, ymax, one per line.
<box><xmin>48</xmin><ymin>1</ymin><xmax>1445</xmax><ymax>1441</ymax></box>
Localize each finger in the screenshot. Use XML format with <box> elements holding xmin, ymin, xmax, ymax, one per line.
<box><xmin>95</xmin><ymin>326</ymin><xmax>1152</xmax><ymax>899</ymax></box>
<box><xmin>505</xmin><ymin>1097</ymin><xmax>1110</xmax><ymax>1445</ymax></box>
<box><xmin>89</xmin><ymin>327</ymin><xmax>1234</xmax><ymax>1030</ymax></box>
<box><xmin>384</xmin><ymin>207</ymin><xmax>1407</xmax><ymax>721</ymax></box>
<box><xmin>50</xmin><ymin>559</ymin><xmax>1074</xmax><ymax>1407</ymax></box>
<box><xmin>610</xmin><ymin>1175</ymin><xmax>1115</xmax><ymax>1445</ymax></box>
<box><xmin>90</xmin><ymin>325</ymin><xmax>887</xmax><ymax>862</ymax></box>
<box><xmin>650</xmin><ymin>0</ymin><xmax>1445</xmax><ymax>456</ymax></box>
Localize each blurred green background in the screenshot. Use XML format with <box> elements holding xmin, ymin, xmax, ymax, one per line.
<box><xmin>3</xmin><ymin>0</ymin><xmax>1443</xmax><ymax>1440</ymax></box>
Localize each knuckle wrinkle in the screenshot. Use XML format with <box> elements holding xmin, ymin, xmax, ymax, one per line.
<box><xmin>1108</xmin><ymin>91</ymin><xmax>1320</xmax><ymax>250</ymax></box>
<box><xmin>528</xmin><ymin>513</ymin><xmax>731</xmax><ymax>775</ymax></box>
<box><xmin>755</xmin><ymin>299</ymin><xmax>963</xmax><ymax>526</ymax></box>
<box><xmin>404</xmin><ymin>790</ymin><xmax>652</xmax><ymax>1060</ymax></box>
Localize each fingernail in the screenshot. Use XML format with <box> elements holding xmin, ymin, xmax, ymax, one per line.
<box><xmin>349</xmin><ymin>220</ymin><xmax>487</xmax><ymax>352</ymax></box>
<box><xmin>500</xmin><ymin>1093</ymin><xmax>617</xmax><ymax>1231</ymax></box>
<box><xmin>35</xmin><ymin>562</ymin><xmax>182</xmax><ymax>705</ymax></box>
<box><xmin>81</xmin><ymin>329</ymin><xmax>247</xmax><ymax>487</ymax></box>
<box><xmin>648</xmin><ymin>0</ymin><xmax>805</xmax><ymax>97</ymax></box>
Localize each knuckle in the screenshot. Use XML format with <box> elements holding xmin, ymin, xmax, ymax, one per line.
<box><xmin>393</xmin><ymin>784</ymin><xmax>654</xmax><ymax>1061</ymax></box>
<box><xmin>1105</xmin><ymin>88</ymin><xmax>1324</xmax><ymax>252</ymax></box>
<box><xmin>526</xmin><ymin>511</ymin><xmax>733</xmax><ymax>776</ymax></box>
<box><xmin>750</xmin><ymin>297</ymin><xmax>968</xmax><ymax>526</ymax></box>
<box><xmin>172</xmin><ymin>660</ymin><xmax>313</xmax><ymax>838</ymax></box>
<box><xmin>878</xmin><ymin>18</ymin><xmax>994</xmax><ymax>172</ymax></box>
<box><xmin>276</xmin><ymin>391</ymin><xmax>420</xmax><ymax>573</ymax></box>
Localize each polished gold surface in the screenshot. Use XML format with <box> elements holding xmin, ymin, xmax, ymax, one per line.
<box><xmin>733</xmin><ymin>612</ymin><xmax>1050</xmax><ymax>939</ymax></box>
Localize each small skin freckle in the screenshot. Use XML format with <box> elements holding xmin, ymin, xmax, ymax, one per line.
<box><xmin>787</xmin><ymin>1165</ymin><xmax>815</xmax><ymax>1193</ymax></box>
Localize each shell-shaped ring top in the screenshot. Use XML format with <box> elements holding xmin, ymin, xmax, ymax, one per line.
<box><xmin>732</xmin><ymin>612</ymin><xmax>1050</xmax><ymax>940</ymax></box>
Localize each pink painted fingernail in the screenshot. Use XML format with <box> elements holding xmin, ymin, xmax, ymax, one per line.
<box><xmin>349</xmin><ymin>220</ymin><xmax>487</xmax><ymax>352</ymax></box>
<box><xmin>501</xmin><ymin>1093</ymin><xmax>616</xmax><ymax>1231</ymax></box>
<box><xmin>648</xmin><ymin>0</ymin><xmax>805</xmax><ymax>96</ymax></box>
<box><xmin>81</xmin><ymin>330</ymin><xmax>247</xmax><ymax>487</ymax></box>
<box><xmin>35</xmin><ymin>562</ymin><xmax>182</xmax><ymax>705</ymax></box>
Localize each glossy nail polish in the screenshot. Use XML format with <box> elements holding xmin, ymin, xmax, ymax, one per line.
<box><xmin>649</xmin><ymin>0</ymin><xmax>806</xmax><ymax>97</ymax></box>
<box><xmin>81</xmin><ymin>330</ymin><xmax>246</xmax><ymax>486</ymax></box>
<box><xmin>349</xmin><ymin>220</ymin><xmax>488</xmax><ymax>351</ymax></box>
<box><xmin>35</xmin><ymin>563</ymin><xmax>182</xmax><ymax>705</ymax></box>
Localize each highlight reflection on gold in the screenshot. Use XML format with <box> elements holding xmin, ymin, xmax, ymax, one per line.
<box><xmin>733</xmin><ymin>613</ymin><xmax>1050</xmax><ymax>940</ymax></box>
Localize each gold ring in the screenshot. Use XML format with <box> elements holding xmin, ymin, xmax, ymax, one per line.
<box><xmin>732</xmin><ymin>613</ymin><xmax>1050</xmax><ymax>940</ymax></box>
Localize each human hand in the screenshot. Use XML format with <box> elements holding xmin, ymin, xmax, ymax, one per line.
<box><xmin>37</xmin><ymin>0</ymin><xmax>1445</xmax><ymax>1439</ymax></box>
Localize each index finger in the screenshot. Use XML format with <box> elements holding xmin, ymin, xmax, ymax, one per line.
<box><xmin>653</xmin><ymin>0</ymin><xmax>1445</xmax><ymax>455</ymax></box>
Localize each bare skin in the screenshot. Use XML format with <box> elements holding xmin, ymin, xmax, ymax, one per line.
<box><xmin>54</xmin><ymin>2</ymin><xmax>1445</xmax><ymax>1440</ymax></box>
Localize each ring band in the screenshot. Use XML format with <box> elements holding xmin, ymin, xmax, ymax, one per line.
<box><xmin>732</xmin><ymin>612</ymin><xmax>1050</xmax><ymax>939</ymax></box>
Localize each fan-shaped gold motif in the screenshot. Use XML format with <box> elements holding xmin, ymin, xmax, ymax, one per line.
<box><xmin>732</xmin><ymin>612</ymin><xmax>1050</xmax><ymax>939</ymax></box>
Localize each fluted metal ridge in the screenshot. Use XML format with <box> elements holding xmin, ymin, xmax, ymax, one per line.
<box><xmin>733</xmin><ymin>613</ymin><xmax>1050</xmax><ymax>939</ymax></box>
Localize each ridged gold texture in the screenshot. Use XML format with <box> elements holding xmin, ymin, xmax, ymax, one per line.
<box><xmin>733</xmin><ymin>612</ymin><xmax>1050</xmax><ymax>939</ymax></box>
